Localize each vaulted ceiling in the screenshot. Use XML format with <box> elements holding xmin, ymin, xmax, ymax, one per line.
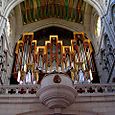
<box><xmin>20</xmin><ymin>0</ymin><xmax>86</xmax><ymax>25</ymax></box>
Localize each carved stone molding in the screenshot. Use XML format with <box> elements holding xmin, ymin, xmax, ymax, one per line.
<box><xmin>37</xmin><ymin>74</ymin><xmax>77</xmax><ymax>109</ymax></box>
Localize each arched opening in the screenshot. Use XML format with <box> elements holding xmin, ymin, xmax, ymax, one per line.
<box><xmin>4</xmin><ymin>0</ymin><xmax>103</xmax><ymax>45</ymax></box>
<box><xmin>4</xmin><ymin>0</ymin><xmax>103</xmax><ymax>40</ymax></box>
<box><xmin>5</xmin><ymin>0</ymin><xmax>103</xmax><ymax>50</ymax></box>
<box><xmin>10</xmin><ymin>27</ymin><xmax>99</xmax><ymax>84</ymax></box>
<box><xmin>0</xmin><ymin>0</ymin><xmax>103</xmax><ymax>85</ymax></box>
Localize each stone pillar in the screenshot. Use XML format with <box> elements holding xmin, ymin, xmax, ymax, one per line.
<box><xmin>0</xmin><ymin>24</ymin><xmax>15</xmax><ymax>85</ymax></box>
<box><xmin>0</xmin><ymin>34</ymin><xmax>9</xmax><ymax>85</ymax></box>
<box><xmin>2</xmin><ymin>31</ymin><xmax>15</xmax><ymax>85</ymax></box>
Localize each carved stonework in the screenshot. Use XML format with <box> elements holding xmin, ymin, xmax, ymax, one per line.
<box><xmin>100</xmin><ymin>49</ymin><xmax>109</xmax><ymax>72</ymax></box>
<box><xmin>105</xmin><ymin>0</ymin><xmax>108</xmax><ymax>6</ymax></box>
<box><xmin>100</xmin><ymin>34</ymin><xmax>114</xmax><ymax>74</ymax></box>
<box><xmin>38</xmin><ymin>74</ymin><xmax>77</xmax><ymax>109</ymax></box>
<box><xmin>0</xmin><ymin>34</ymin><xmax>8</xmax><ymax>85</ymax></box>
<box><xmin>53</xmin><ymin>75</ymin><xmax>61</xmax><ymax>83</ymax></box>
<box><xmin>0</xmin><ymin>0</ymin><xmax>2</xmax><ymax>7</ymax></box>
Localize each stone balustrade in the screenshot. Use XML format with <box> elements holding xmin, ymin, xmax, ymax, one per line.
<box><xmin>74</xmin><ymin>83</ymin><xmax>115</xmax><ymax>94</ymax></box>
<box><xmin>0</xmin><ymin>84</ymin><xmax>115</xmax><ymax>95</ymax></box>
<box><xmin>0</xmin><ymin>85</ymin><xmax>39</xmax><ymax>95</ymax></box>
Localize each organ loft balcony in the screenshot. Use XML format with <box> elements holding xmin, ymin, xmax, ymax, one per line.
<box><xmin>0</xmin><ymin>82</ymin><xmax>115</xmax><ymax>115</ymax></box>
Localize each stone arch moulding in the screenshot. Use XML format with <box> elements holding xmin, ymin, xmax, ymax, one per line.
<box><xmin>16</xmin><ymin>18</ymin><xmax>84</xmax><ymax>43</ymax></box>
<box><xmin>22</xmin><ymin>18</ymin><xmax>84</xmax><ymax>32</ymax></box>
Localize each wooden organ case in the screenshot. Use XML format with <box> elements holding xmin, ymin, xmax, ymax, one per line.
<box><xmin>12</xmin><ymin>32</ymin><xmax>99</xmax><ymax>84</ymax></box>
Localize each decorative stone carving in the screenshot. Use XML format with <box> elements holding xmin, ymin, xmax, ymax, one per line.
<box><xmin>53</xmin><ymin>75</ymin><xmax>61</xmax><ymax>83</ymax></box>
<box><xmin>37</xmin><ymin>73</ymin><xmax>77</xmax><ymax>109</ymax></box>
<box><xmin>0</xmin><ymin>36</ymin><xmax>3</xmax><ymax>85</ymax></box>
<box><xmin>100</xmin><ymin>34</ymin><xmax>114</xmax><ymax>75</ymax></box>
<box><xmin>0</xmin><ymin>34</ymin><xmax>8</xmax><ymax>85</ymax></box>
<box><xmin>105</xmin><ymin>0</ymin><xmax>108</xmax><ymax>6</ymax></box>
<box><xmin>0</xmin><ymin>0</ymin><xmax>2</xmax><ymax>7</ymax></box>
<box><xmin>100</xmin><ymin>49</ymin><xmax>109</xmax><ymax>72</ymax></box>
<box><xmin>104</xmin><ymin>35</ymin><xmax>114</xmax><ymax>67</ymax></box>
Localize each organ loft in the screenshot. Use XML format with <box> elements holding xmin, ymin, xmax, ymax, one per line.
<box><xmin>12</xmin><ymin>32</ymin><xmax>99</xmax><ymax>85</ymax></box>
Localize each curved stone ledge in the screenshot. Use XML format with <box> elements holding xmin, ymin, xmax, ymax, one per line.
<box><xmin>41</xmin><ymin>73</ymin><xmax>73</xmax><ymax>88</ymax></box>
<box><xmin>38</xmin><ymin>85</ymin><xmax>77</xmax><ymax>108</ymax></box>
<box><xmin>37</xmin><ymin>73</ymin><xmax>77</xmax><ymax>109</ymax></box>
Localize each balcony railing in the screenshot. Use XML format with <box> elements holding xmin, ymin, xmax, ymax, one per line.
<box><xmin>0</xmin><ymin>85</ymin><xmax>39</xmax><ymax>95</ymax></box>
<box><xmin>74</xmin><ymin>84</ymin><xmax>115</xmax><ymax>94</ymax></box>
<box><xmin>0</xmin><ymin>84</ymin><xmax>115</xmax><ymax>95</ymax></box>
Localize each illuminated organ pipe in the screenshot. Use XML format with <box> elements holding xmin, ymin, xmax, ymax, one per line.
<box><xmin>57</xmin><ymin>43</ymin><xmax>62</xmax><ymax>72</ymax></box>
<box><xmin>39</xmin><ymin>55</ymin><xmax>43</xmax><ymax>68</ymax></box>
<box><xmin>16</xmin><ymin>42</ymin><xmax>23</xmax><ymax>82</ymax></box>
<box><xmin>78</xmin><ymin>69</ymin><xmax>85</xmax><ymax>83</ymax></box>
<box><xmin>66</xmin><ymin>54</ymin><xmax>70</xmax><ymax>68</ymax></box>
<box><xmin>13</xmin><ymin>33</ymin><xmax>97</xmax><ymax>84</ymax></box>
<box><xmin>52</xmin><ymin>40</ymin><xmax>57</xmax><ymax>71</ymax></box>
<box><xmin>23</xmin><ymin>41</ymin><xmax>29</xmax><ymax>71</ymax></box>
<box><xmin>17</xmin><ymin>70</ymin><xmax>21</xmax><ymax>83</ymax></box>
<box><xmin>25</xmin><ymin>70</ymin><xmax>32</xmax><ymax>84</ymax></box>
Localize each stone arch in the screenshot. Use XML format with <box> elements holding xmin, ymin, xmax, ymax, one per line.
<box><xmin>15</xmin><ymin>18</ymin><xmax>84</xmax><ymax>43</ymax></box>
<box><xmin>23</xmin><ymin>18</ymin><xmax>83</xmax><ymax>32</ymax></box>
<box><xmin>16</xmin><ymin>19</ymin><xmax>84</xmax><ymax>45</ymax></box>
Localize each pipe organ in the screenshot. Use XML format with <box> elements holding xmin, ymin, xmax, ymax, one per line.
<box><xmin>13</xmin><ymin>32</ymin><xmax>98</xmax><ymax>84</ymax></box>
